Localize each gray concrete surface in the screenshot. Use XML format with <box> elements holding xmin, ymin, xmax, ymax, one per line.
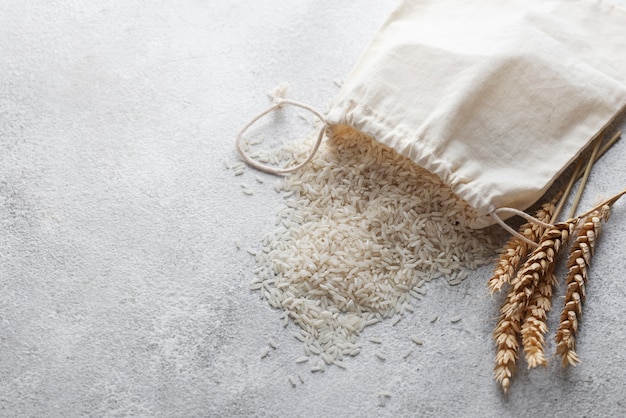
<box><xmin>2</xmin><ymin>1</ymin><xmax>626</xmax><ymax>417</ymax></box>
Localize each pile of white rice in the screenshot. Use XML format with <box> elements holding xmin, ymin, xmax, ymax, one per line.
<box><xmin>246</xmin><ymin>124</ymin><xmax>498</xmax><ymax>369</ymax></box>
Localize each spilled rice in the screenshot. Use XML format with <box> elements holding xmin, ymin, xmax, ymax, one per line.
<box><xmin>243</xmin><ymin>125</ymin><xmax>498</xmax><ymax>369</ymax></box>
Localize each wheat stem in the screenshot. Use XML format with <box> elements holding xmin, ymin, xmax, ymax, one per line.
<box><xmin>567</xmin><ymin>137</ymin><xmax>603</xmax><ymax>219</ymax></box>
<box><xmin>553</xmin><ymin>131</ymin><xmax>620</xmax><ymax>223</ymax></box>
<box><xmin>596</xmin><ymin>131</ymin><xmax>622</xmax><ymax>165</ymax></box>
<box><xmin>572</xmin><ymin>131</ymin><xmax>621</xmax><ymax>181</ymax></box>
<box><xmin>576</xmin><ymin>188</ymin><xmax>626</xmax><ymax>220</ymax></box>
<box><xmin>552</xmin><ymin>160</ymin><xmax>582</xmax><ymax>223</ymax></box>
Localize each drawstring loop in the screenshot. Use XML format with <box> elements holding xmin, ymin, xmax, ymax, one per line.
<box><xmin>235</xmin><ymin>94</ymin><xmax>328</xmax><ymax>175</ymax></box>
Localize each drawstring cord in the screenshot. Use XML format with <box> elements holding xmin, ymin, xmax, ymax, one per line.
<box><xmin>235</xmin><ymin>94</ymin><xmax>328</xmax><ymax>175</ymax></box>
<box><xmin>490</xmin><ymin>208</ymin><xmax>554</xmax><ymax>248</ymax></box>
<box><xmin>490</xmin><ymin>187</ymin><xmax>626</xmax><ymax>247</ymax></box>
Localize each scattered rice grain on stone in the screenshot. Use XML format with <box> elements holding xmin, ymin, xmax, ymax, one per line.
<box><xmin>377</xmin><ymin>391</ymin><xmax>392</xmax><ymax>407</ymax></box>
<box><xmin>411</xmin><ymin>337</ymin><xmax>424</xmax><ymax>346</ymax></box>
<box><xmin>260</xmin><ymin>347</ymin><xmax>269</xmax><ymax>359</ymax></box>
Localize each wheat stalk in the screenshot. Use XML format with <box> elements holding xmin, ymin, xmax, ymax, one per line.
<box><xmin>490</xmin><ymin>128</ymin><xmax>623</xmax><ymax>391</ymax></box>
<box><xmin>494</xmin><ymin>221</ymin><xmax>574</xmax><ymax>392</ymax></box>
<box><xmin>567</xmin><ymin>137</ymin><xmax>603</xmax><ymax>219</ymax></box>
<box><xmin>488</xmin><ymin>202</ymin><xmax>555</xmax><ymax>294</ymax></box>
<box><xmin>555</xmin><ymin>206</ymin><xmax>610</xmax><ymax>367</ymax></box>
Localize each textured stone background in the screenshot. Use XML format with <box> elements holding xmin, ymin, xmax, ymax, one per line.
<box><xmin>1</xmin><ymin>1</ymin><xmax>626</xmax><ymax>416</ymax></box>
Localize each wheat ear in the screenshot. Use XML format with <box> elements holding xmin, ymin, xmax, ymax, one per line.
<box><xmin>504</xmin><ymin>222</ymin><xmax>575</xmax><ymax>318</ymax></box>
<box><xmin>493</xmin><ymin>309</ymin><xmax>521</xmax><ymax>394</ymax></box>
<box><xmin>494</xmin><ymin>221</ymin><xmax>574</xmax><ymax>392</ymax></box>
<box><xmin>555</xmin><ymin>206</ymin><xmax>610</xmax><ymax>367</ymax></box>
<box><xmin>521</xmin><ymin>263</ymin><xmax>557</xmax><ymax>368</ymax></box>
<box><xmin>488</xmin><ymin>202</ymin><xmax>556</xmax><ymax>294</ymax></box>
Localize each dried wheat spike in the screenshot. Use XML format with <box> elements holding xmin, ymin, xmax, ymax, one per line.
<box><xmin>521</xmin><ymin>264</ymin><xmax>557</xmax><ymax>368</ymax></box>
<box><xmin>555</xmin><ymin>206</ymin><xmax>610</xmax><ymax>367</ymax></box>
<box><xmin>488</xmin><ymin>202</ymin><xmax>555</xmax><ymax>294</ymax></box>
<box><xmin>503</xmin><ymin>221</ymin><xmax>574</xmax><ymax>318</ymax></box>
<box><xmin>494</xmin><ymin>221</ymin><xmax>573</xmax><ymax>392</ymax></box>
<box><xmin>493</xmin><ymin>312</ymin><xmax>521</xmax><ymax>394</ymax></box>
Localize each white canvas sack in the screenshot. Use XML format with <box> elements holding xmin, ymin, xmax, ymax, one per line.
<box><xmin>237</xmin><ymin>0</ymin><xmax>626</xmax><ymax>229</ymax></box>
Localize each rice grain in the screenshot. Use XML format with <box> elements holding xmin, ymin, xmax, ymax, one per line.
<box><xmin>377</xmin><ymin>391</ymin><xmax>392</xmax><ymax>407</ymax></box>
<box><xmin>411</xmin><ymin>337</ymin><xmax>424</xmax><ymax>346</ymax></box>
<box><xmin>260</xmin><ymin>347</ymin><xmax>269</xmax><ymax>359</ymax></box>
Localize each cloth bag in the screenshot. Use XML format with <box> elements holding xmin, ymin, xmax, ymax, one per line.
<box><xmin>239</xmin><ymin>0</ymin><xmax>626</xmax><ymax>228</ymax></box>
